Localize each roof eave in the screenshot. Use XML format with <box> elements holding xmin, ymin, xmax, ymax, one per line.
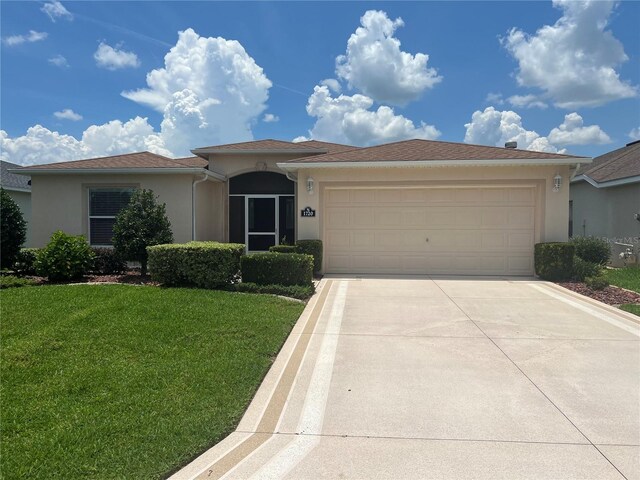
<box><xmin>571</xmin><ymin>174</ymin><xmax>640</xmax><ymax>188</ymax></box>
<box><xmin>8</xmin><ymin>167</ymin><xmax>226</xmax><ymax>181</ymax></box>
<box><xmin>1</xmin><ymin>186</ymin><xmax>31</xmax><ymax>193</ymax></box>
<box><xmin>277</xmin><ymin>157</ymin><xmax>591</xmax><ymax>171</ymax></box>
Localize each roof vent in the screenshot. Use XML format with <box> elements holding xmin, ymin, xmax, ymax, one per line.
<box><xmin>504</xmin><ymin>141</ymin><xmax>518</xmax><ymax>149</ymax></box>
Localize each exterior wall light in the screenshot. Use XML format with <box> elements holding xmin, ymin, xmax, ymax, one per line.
<box><xmin>306</xmin><ymin>176</ymin><xmax>315</xmax><ymax>194</ymax></box>
<box><xmin>553</xmin><ymin>174</ymin><xmax>562</xmax><ymax>192</ymax></box>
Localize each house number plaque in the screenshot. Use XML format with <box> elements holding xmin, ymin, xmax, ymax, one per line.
<box><xmin>301</xmin><ymin>207</ymin><xmax>316</xmax><ymax>217</ymax></box>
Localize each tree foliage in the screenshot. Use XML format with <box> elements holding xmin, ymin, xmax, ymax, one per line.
<box><xmin>0</xmin><ymin>188</ymin><xmax>27</xmax><ymax>269</ymax></box>
<box><xmin>112</xmin><ymin>189</ymin><xmax>173</xmax><ymax>275</ymax></box>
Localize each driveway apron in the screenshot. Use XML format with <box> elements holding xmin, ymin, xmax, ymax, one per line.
<box><xmin>171</xmin><ymin>276</ymin><xmax>640</xmax><ymax>480</ymax></box>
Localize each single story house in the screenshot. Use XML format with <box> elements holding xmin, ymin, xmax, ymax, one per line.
<box><xmin>13</xmin><ymin>138</ymin><xmax>588</xmax><ymax>276</ymax></box>
<box><xmin>570</xmin><ymin>140</ymin><xmax>640</xmax><ymax>265</ymax></box>
<box><xmin>1</xmin><ymin>160</ymin><xmax>32</xmax><ymax>246</ymax></box>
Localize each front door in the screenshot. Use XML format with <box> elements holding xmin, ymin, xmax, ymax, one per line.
<box><xmin>246</xmin><ymin>196</ymin><xmax>277</xmax><ymax>252</ymax></box>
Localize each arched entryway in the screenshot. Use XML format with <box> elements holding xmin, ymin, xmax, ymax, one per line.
<box><xmin>228</xmin><ymin>171</ymin><xmax>295</xmax><ymax>252</ymax></box>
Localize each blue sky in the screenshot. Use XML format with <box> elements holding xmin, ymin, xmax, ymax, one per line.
<box><xmin>1</xmin><ymin>1</ymin><xmax>639</xmax><ymax>165</ymax></box>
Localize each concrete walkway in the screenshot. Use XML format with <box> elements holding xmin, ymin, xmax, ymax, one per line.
<box><xmin>171</xmin><ymin>276</ymin><xmax>640</xmax><ymax>480</ymax></box>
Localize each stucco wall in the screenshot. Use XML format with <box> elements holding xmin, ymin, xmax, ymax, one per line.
<box><xmin>7</xmin><ymin>190</ymin><xmax>32</xmax><ymax>247</ymax></box>
<box><xmin>295</xmin><ymin>165</ymin><xmax>571</xmax><ymax>244</ymax></box>
<box><xmin>30</xmin><ymin>174</ymin><xmax>198</xmax><ymax>247</ymax></box>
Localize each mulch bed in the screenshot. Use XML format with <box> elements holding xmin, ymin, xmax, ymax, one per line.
<box><xmin>19</xmin><ymin>270</ymin><xmax>159</xmax><ymax>287</ymax></box>
<box><xmin>557</xmin><ymin>281</ymin><xmax>640</xmax><ymax>306</ymax></box>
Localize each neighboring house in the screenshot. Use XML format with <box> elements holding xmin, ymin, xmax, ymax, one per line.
<box><xmin>12</xmin><ymin>138</ymin><xmax>587</xmax><ymax>276</ymax></box>
<box><xmin>570</xmin><ymin>140</ymin><xmax>640</xmax><ymax>266</ymax></box>
<box><xmin>1</xmin><ymin>160</ymin><xmax>32</xmax><ymax>246</ymax></box>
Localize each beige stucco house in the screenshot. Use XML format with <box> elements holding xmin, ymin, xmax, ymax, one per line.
<box><xmin>570</xmin><ymin>140</ymin><xmax>640</xmax><ymax>265</ymax></box>
<box><xmin>1</xmin><ymin>160</ymin><xmax>32</xmax><ymax>246</ymax></box>
<box><xmin>13</xmin><ymin>138</ymin><xmax>588</xmax><ymax>276</ymax></box>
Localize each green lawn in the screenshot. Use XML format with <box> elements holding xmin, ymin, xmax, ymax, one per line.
<box><xmin>604</xmin><ymin>267</ymin><xmax>640</xmax><ymax>293</ymax></box>
<box><xmin>604</xmin><ymin>267</ymin><xmax>640</xmax><ymax>317</ymax></box>
<box><xmin>1</xmin><ymin>285</ymin><xmax>304</xmax><ymax>479</ymax></box>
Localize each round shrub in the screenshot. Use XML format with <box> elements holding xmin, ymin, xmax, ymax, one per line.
<box><xmin>0</xmin><ymin>188</ymin><xmax>27</xmax><ymax>269</ymax></box>
<box><xmin>534</xmin><ymin>242</ymin><xmax>575</xmax><ymax>281</ymax></box>
<box><xmin>35</xmin><ymin>231</ymin><xmax>95</xmax><ymax>281</ymax></box>
<box><xmin>13</xmin><ymin>248</ymin><xmax>39</xmax><ymax>276</ymax></box>
<box><xmin>572</xmin><ymin>256</ymin><xmax>602</xmax><ymax>282</ymax></box>
<box><xmin>570</xmin><ymin>236</ymin><xmax>610</xmax><ymax>265</ymax></box>
<box><xmin>585</xmin><ymin>275</ymin><xmax>609</xmax><ymax>291</ymax></box>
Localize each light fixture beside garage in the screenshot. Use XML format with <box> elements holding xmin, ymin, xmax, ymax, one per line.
<box><xmin>553</xmin><ymin>174</ymin><xmax>562</xmax><ymax>192</ymax></box>
<box><xmin>306</xmin><ymin>176</ymin><xmax>315</xmax><ymax>194</ymax></box>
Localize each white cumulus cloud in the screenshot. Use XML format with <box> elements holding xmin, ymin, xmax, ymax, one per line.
<box><xmin>48</xmin><ymin>54</ymin><xmax>69</xmax><ymax>68</ymax></box>
<box><xmin>123</xmin><ymin>28</ymin><xmax>271</xmax><ymax>153</ymax></box>
<box><xmin>300</xmin><ymin>85</ymin><xmax>440</xmax><ymax>147</ymax></box>
<box><xmin>54</xmin><ymin>109</ymin><xmax>83</xmax><ymax>121</ymax></box>
<box><xmin>1</xmin><ymin>28</ymin><xmax>272</xmax><ymax>165</ymax></box>
<box><xmin>2</xmin><ymin>31</ymin><xmax>48</xmax><ymax>46</ymax></box>
<box><xmin>507</xmin><ymin>94</ymin><xmax>548</xmax><ymax>109</ymax></box>
<box><xmin>464</xmin><ymin>107</ymin><xmax>559</xmax><ymax>153</ymax></box>
<box><xmin>263</xmin><ymin>113</ymin><xmax>279</xmax><ymax>123</ymax></box>
<box><xmin>502</xmin><ymin>0</ymin><xmax>637</xmax><ymax>108</ymax></box>
<box><xmin>41</xmin><ymin>1</ymin><xmax>73</xmax><ymax>22</ymax></box>
<box><xmin>335</xmin><ymin>10</ymin><xmax>441</xmax><ymax>106</ymax></box>
<box><xmin>94</xmin><ymin>42</ymin><xmax>140</xmax><ymax>70</ymax></box>
<box><xmin>628</xmin><ymin>127</ymin><xmax>640</xmax><ymax>141</ymax></box>
<box><xmin>320</xmin><ymin>78</ymin><xmax>342</xmax><ymax>94</ymax></box>
<box><xmin>547</xmin><ymin>113</ymin><xmax>610</xmax><ymax>145</ymax></box>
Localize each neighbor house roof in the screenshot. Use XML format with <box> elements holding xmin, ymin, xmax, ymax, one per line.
<box><xmin>1</xmin><ymin>160</ymin><xmax>31</xmax><ymax>191</ymax></box>
<box><xmin>573</xmin><ymin>140</ymin><xmax>640</xmax><ymax>187</ymax></box>
<box><xmin>10</xmin><ymin>151</ymin><xmax>225</xmax><ymax>180</ymax></box>
<box><xmin>279</xmin><ymin>139</ymin><xmax>587</xmax><ymax>169</ymax></box>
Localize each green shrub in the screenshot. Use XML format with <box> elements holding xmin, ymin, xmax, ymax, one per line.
<box><xmin>269</xmin><ymin>245</ymin><xmax>299</xmax><ymax>254</ymax></box>
<box><xmin>296</xmin><ymin>239</ymin><xmax>322</xmax><ymax>274</ymax></box>
<box><xmin>570</xmin><ymin>236</ymin><xmax>610</xmax><ymax>265</ymax></box>
<box><xmin>148</xmin><ymin>242</ymin><xmax>244</xmax><ymax>289</ymax></box>
<box><xmin>0</xmin><ymin>274</ymin><xmax>36</xmax><ymax>289</ymax></box>
<box><xmin>113</xmin><ymin>189</ymin><xmax>173</xmax><ymax>275</ymax></box>
<box><xmin>572</xmin><ymin>256</ymin><xmax>602</xmax><ymax>282</ymax></box>
<box><xmin>534</xmin><ymin>242</ymin><xmax>575</xmax><ymax>281</ymax></box>
<box><xmin>0</xmin><ymin>188</ymin><xmax>27</xmax><ymax>269</ymax></box>
<box><xmin>241</xmin><ymin>252</ymin><xmax>313</xmax><ymax>286</ymax></box>
<box><xmin>586</xmin><ymin>275</ymin><xmax>609</xmax><ymax>291</ymax></box>
<box><xmin>13</xmin><ymin>248</ymin><xmax>39</xmax><ymax>276</ymax></box>
<box><xmin>35</xmin><ymin>231</ymin><xmax>95</xmax><ymax>281</ymax></box>
<box><xmin>235</xmin><ymin>282</ymin><xmax>314</xmax><ymax>300</ymax></box>
<box><xmin>91</xmin><ymin>248</ymin><xmax>127</xmax><ymax>275</ymax></box>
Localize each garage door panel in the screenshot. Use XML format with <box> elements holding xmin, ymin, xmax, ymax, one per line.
<box><xmin>324</xmin><ymin>186</ymin><xmax>537</xmax><ymax>275</ymax></box>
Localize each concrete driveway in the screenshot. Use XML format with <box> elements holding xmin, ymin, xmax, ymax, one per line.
<box><xmin>172</xmin><ymin>277</ymin><xmax>640</xmax><ymax>480</ymax></box>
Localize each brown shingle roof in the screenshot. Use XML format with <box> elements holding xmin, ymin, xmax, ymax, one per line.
<box><xmin>286</xmin><ymin>139</ymin><xmax>585</xmax><ymax>163</ymax></box>
<box><xmin>296</xmin><ymin>140</ymin><xmax>359</xmax><ymax>154</ymax></box>
<box><xmin>172</xmin><ymin>156</ymin><xmax>209</xmax><ymax>168</ymax></box>
<box><xmin>18</xmin><ymin>152</ymin><xmax>201</xmax><ymax>170</ymax></box>
<box><xmin>576</xmin><ymin>141</ymin><xmax>640</xmax><ymax>183</ymax></box>
<box><xmin>194</xmin><ymin>139</ymin><xmax>322</xmax><ymax>152</ymax></box>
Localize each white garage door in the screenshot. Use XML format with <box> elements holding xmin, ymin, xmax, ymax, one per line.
<box><xmin>324</xmin><ymin>185</ymin><xmax>537</xmax><ymax>276</ymax></box>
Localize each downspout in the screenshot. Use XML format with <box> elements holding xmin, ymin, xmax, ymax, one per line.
<box><xmin>192</xmin><ymin>173</ymin><xmax>209</xmax><ymax>241</ymax></box>
<box><xmin>570</xmin><ymin>163</ymin><xmax>581</xmax><ymax>180</ymax></box>
<box><xmin>285</xmin><ymin>171</ymin><xmax>298</xmax><ymax>182</ymax></box>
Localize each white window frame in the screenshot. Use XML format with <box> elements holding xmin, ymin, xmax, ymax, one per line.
<box><xmin>88</xmin><ymin>187</ymin><xmax>135</xmax><ymax>247</ymax></box>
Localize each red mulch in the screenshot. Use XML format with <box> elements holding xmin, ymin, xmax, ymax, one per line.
<box><xmin>557</xmin><ymin>281</ymin><xmax>640</xmax><ymax>306</ymax></box>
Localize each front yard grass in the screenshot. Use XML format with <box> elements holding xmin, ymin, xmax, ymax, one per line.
<box><xmin>620</xmin><ymin>304</ymin><xmax>640</xmax><ymax>316</ymax></box>
<box><xmin>1</xmin><ymin>284</ymin><xmax>304</xmax><ymax>479</ymax></box>
<box><xmin>604</xmin><ymin>267</ymin><xmax>640</xmax><ymax>293</ymax></box>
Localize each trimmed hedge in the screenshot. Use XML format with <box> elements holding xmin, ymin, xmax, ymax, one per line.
<box><xmin>13</xmin><ymin>248</ymin><xmax>39</xmax><ymax>276</ymax></box>
<box><xmin>534</xmin><ymin>242</ymin><xmax>575</xmax><ymax>281</ymax></box>
<box><xmin>269</xmin><ymin>245</ymin><xmax>299</xmax><ymax>254</ymax></box>
<box><xmin>241</xmin><ymin>252</ymin><xmax>313</xmax><ymax>286</ymax></box>
<box><xmin>295</xmin><ymin>240</ymin><xmax>323</xmax><ymax>274</ymax></box>
<box><xmin>586</xmin><ymin>275</ymin><xmax>609</xmax><ymax>291</ymax></box>
<box><xmin>147</xmin><ymin>242</ymin><xmax>244</xmax><ymax>288</ymax></box>
<box><xmin>235</xmin><ymin>282</ymin><xmax>314</xmax><ymax>300</ymax></box>
<box><xmin>91</xmin><ymin>248</ymin><xmax>127</xmax><ymax>275</ymax></box>
<box><xmin>570</xmin><ymin>236</ymin><xmax>610</xmax><ymax>265</ymax></box>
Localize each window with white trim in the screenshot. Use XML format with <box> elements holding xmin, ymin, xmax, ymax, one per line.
<box><xmin>88</xmin><ymin>188</ymin><xmax>134</xmax><ymax>246</ymax></box>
